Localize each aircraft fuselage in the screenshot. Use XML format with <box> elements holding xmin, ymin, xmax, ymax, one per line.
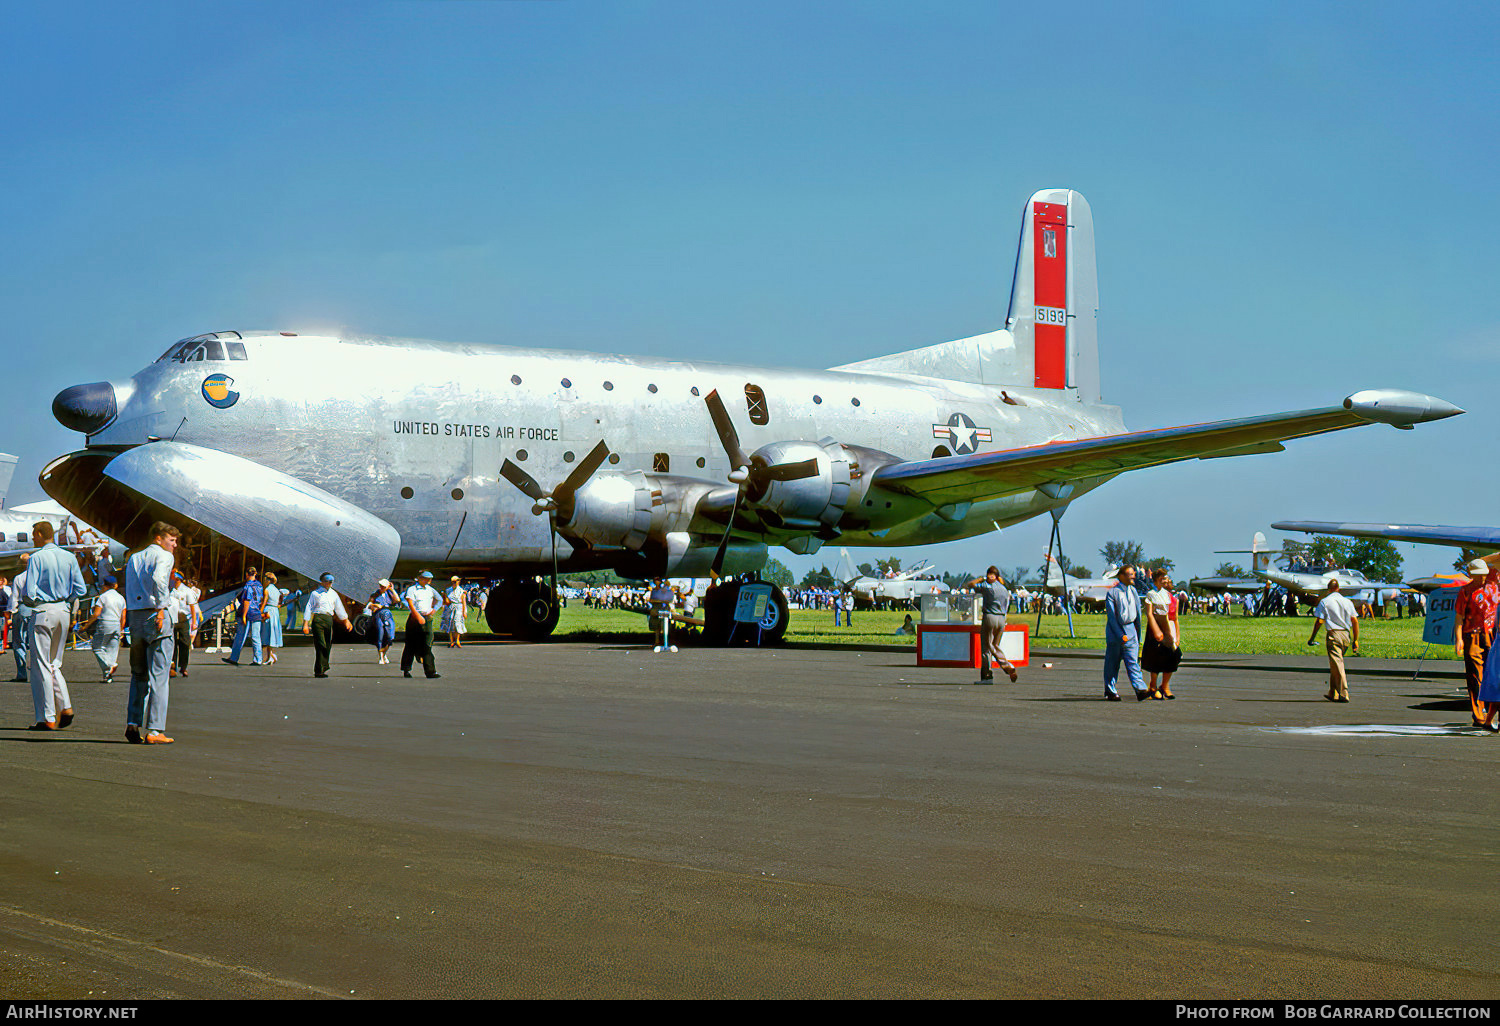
<box><xmin>50</xmin><ymin>331</ymin><xmax>1125</xmax><ymax>576</ymax></box>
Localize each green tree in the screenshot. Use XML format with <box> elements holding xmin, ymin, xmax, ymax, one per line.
<box><xmin>762</xmin><ymin>557</ymin><xmax>794</xmax><ymax>589</ymax></box>
<box><xmin>800</xmin><ymin>565</ymin><xmax>835</xmax><ymax>589</ymax></box>
<box><xmin>1343</xmin><ymin>538</ymin><xmax>1403</xmax><ymax>583</ymax></box>
<box><xmin>1214</xmin><ymin>562</ymin><xmax>1252</xmax><ymax>579</ymax></box>
<box><xmin>1100</xmin><ymin>540</ymin><xmax>1145</xmax><ymax>568</ymax></box>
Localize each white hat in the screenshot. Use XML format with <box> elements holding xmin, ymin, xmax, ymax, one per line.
<box><xmin>1468</xmin><ymin>559</ymin><xmax>1490</xmax><ymax>575</ymax></box>
<box><xmin>378</xmin><ymin>579</ymin><xmax>391</xmax><ymax>588</ymax></box>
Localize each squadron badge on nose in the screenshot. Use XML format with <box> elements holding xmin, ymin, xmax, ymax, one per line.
<box><xmin>932</xmin><ymin>413</ymin><xmax>992</xmax><ymax>455</ymax></box>
<box><xmin>201</xmin><ymin>374</ymin><xmax>240</xmax><ymax>409</ymax></box>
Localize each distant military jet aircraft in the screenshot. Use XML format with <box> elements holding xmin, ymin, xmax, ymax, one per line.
<box><xmin>1253</xmin><ymin>562</ymin><xmax>1406</xmax><ymax>608</ymax></box>
<box><xmin>0</xmin><ymin>504</ymin><xmax>122</xmax><ymax>581</ymax></box>
<box><xmin>839</xmin><ymin>555</ymin><xmax>950</xmax><ymax>610</ymax></box>
<box><xmin>44</xmin><ymin>188</ymin><xmax>1461</xmax><ymax>643</ymax></box>
<box><xmin>1042</xmin><ymin>554</ymin><xmax>1120</xmax><ymax>607</ymax></box>
<box><xmin>1274</xmin><ymin>519</ymin><xmax>1500</xmax><ymax>596</ymax></box>
<box><xmin>1190</xmin><ymin>531</ymin><xmax>1275</xmax><ymax>596</ymax></box>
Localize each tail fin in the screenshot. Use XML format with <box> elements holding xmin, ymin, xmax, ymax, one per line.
<box><xmin>0</xmin><ymin>452</ymin><xmax>16</xmax><ymax>509</ymax></box>
<box><xmin>834</xmin><ymin>547</ymin><xmax>860</xmax><ymax>585</ymax></box>
<box><xmin>1251</xmin><ymin>531</ymin><xmax>1271</xmax><ymax>574</ymax></box>
<box><xmin>1006</xmin><ymin>189</ymin><xmax>1099</xmax><ymax>400</ymax></box>
<box><xmin>1044</xmin><ymin>553</ymin><xmax>1065</xmax><ymax>589</ymax></box>
<box><xmin>829</xmin><ymin>188</ymin><xmax>1099</xmax><ymax>401</ymax></box>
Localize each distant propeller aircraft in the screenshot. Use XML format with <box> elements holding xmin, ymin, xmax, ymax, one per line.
<box><xmin>43</xmin><ymin>188</ymin><xmax>1462</xmax><ymax>643</ymax></box>
<box><xmin>1274</xmin><ymin>519</ymin><xmax>1500</xmax><ymax>596</ymax></box>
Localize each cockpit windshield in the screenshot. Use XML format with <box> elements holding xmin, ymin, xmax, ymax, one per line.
<box><xmin>154</xmin><ymin>331</ymin><xmax>247</xmax><ymax>364</ymax></box>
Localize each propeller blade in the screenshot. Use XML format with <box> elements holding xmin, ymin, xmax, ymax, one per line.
<box><xmin>703</xmin><ymin>389</ymin><xmax>749</xmax><ymax>471</ymax></box>
<box><xmin>557</xmin><ymin>439</ymin><xmax>611</xmax><ymax>500</ymax></box>
<box><xmin>763</xmin><ymin>457</ymin><xmax>820</xmax><ymax>482</ymax></box>
<box><xmin>711</xmin><ymin>489</ymin><xmax>741</xmax><ymax>575</ymax></box>
<box><xmin>500</xmin><ymin>459</ymin><xmax>547</xmax><ymax>502</ymax></box>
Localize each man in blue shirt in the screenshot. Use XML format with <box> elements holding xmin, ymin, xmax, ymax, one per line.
<box><xmin>223</xmin><ymin>567</ymin><xmax>264</xmax><ymax>667</ymax></box>
<box><xmin>1103</xmin><ymin>566</ymin><xmax>1148</xmax><ymax>702</ymax></box>
<box><xmin>125</xmin><ymin>521</ymin><xmax>180</xmax><ymax>744</ymax></box>
<box><xmin>21</xmin><ymin>521</ymin><xmax>87</xmax><ymax>729</ymax></box>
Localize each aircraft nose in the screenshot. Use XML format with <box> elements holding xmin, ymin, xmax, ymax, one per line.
<box><xmin>53</xmin><ymin>381</ymin><xmax>118</xmax><ymax>434</ymax></box>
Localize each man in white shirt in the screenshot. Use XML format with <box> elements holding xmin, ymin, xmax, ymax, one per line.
<box><xmin>1308</xmin><ymin>579</ymin><xmax>1360</xmax><ymax>703</ymax></box>
<box><xmin>400</xmin><ymin>570</ymin><xmax>444</xmax><ymax>679</ymax></box>
<box><xmin>81</xmin><ymin>574</ymin><xmax>127</xmax><ymax>683</ymax></box>
<box><xmin>302</xmin><ymin>572</ymin><xmax>352</xmax><ymax>678</ymax></box>
<box><xmin>124</xmin><ymin>522</ymin><xmax>180</xmax><ymax>744</ymax></box>
<box><xmin>22</xmin><ymin>521</ymin><xmax>87</xmax><ymax>730</ymax></box>
<box><xmin>168</xmin><ymin>573</ymin><xmax>203</xmax><ymax>678</ymax></box>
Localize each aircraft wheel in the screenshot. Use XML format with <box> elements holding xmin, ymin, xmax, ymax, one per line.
<box><xmin>700</xmin><ymin>582</ymin><xmax>788</xmax><ymax>647</ymax></box>
<box><xmin>485</xmin><ymin>579</ymin><xmax>560</xmax><ymax>641</ymax></box>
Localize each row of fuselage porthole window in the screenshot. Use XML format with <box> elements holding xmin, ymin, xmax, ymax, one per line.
<box><xmin>514</xmin><ymin>377</ymin><xmax>863</xmax><ymax>421</ymax></box>
<box><xmin>393</xmin><ymin>380</ymin><xmax>874</xmax><ymax>500</ymax></box>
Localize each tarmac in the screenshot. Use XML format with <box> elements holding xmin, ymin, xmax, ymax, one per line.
<box><xmin>0</xmin><ymin>635</ymin><xmax>1496</xmax><ymax>1000</ymax></box>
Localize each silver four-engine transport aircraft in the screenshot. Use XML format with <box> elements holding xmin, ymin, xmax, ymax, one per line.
<box><xmin>44</xmin><ymin>189</ymin><xmax>1462</xmax><ymax>643</ymax></box>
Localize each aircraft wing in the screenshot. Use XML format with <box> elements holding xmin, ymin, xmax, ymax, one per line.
<box><xmin>1189</xmin><ymin>577</ymin><xmax>1266</xmax><ymax>595</ymax></box>
<box><xmin>871</xmin><ymin>391</ymin><xmax>1461</xmax><ymax>508</ymax></box>
<box><xmin>1273</xmin><ymin>521</ymin><xmax>1500</xmax><ymax>550</ymax></box>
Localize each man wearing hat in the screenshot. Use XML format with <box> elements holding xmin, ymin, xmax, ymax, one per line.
<box><xmin>1454</xmin><ymin>558</ymin><xmax>1499</xmax><ymax>727</ymax></box>
<box><xmin>1307</xmin><ymin>578</ymin><xmax>1359</xmax><ymax>702</ymax></box>
<box><xmin>223</xmin><ymin>567</ymin><xmax>264</xmax><ymax>667</ymax></box>
<box><xmin>302</xmin><ymin>573</ymin><xmax>353</xmax><ymax>678</ymax></box>
<box><xmin>401</xmin><ymin>571</ymin><xmax>445</xmax><ymax>679</ymax></box>
<box><xmin>81</xmin><ymin>574</ymin><xmax>127</xmax><ymax>683</ymax></box>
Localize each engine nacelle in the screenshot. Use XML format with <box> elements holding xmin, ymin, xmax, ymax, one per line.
<box><xmin>744</xmin><ymin>439</ymin><xmax>854</xmax><ymax>532</ymax></box>
<box><xmin>558</xmin><ymin>470</ymin><xmax>662</xmax><ymax>550</ymax></box>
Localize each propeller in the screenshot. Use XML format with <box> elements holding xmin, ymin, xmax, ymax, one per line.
<box><xmin>501</xmin><ymin>440</ymin><xmax>611</xmax><ymax>523</ymax></box>
<box><xmin>701</xmin><ymin>390</ymin><xmax>822</xmax><ymax>571</ymax></box>
<box><xmin>500</xmin><ymin>439</ymin><xmax>612</xmax><ymax>616</ymax></box>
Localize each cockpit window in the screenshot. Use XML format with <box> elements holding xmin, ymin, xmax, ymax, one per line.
<box><xmin>155</xmin><ymin>331</ymin><xmax>245</xmax><ymax>364</ymax></box>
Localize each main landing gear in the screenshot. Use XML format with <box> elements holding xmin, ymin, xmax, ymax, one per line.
<box><xmin>485</xmin><ymin>578</ymin><xmax>560</xmax><ymax>641</ymax></box>
<box><xmin>701</xmin><ymin>580</ymin><xmax>790</xmax><ymax>647</ymax></box>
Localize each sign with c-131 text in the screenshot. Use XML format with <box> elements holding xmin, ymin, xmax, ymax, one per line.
<box><xmin>1422</xmin><ymin>586</ymin><xmax>1460</xmax><ymax>646</ymax></box>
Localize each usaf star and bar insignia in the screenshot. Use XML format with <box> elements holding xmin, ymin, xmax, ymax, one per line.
<box><xmin>931</xmin><ymin>412</ymin><xmax>992</xmax><ymax>455</ymax></box>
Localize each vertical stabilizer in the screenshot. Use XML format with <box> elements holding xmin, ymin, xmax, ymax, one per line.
<box><xmin>834</xmin><ymin>548</ymin><xmax>859</xmax><ymax>585</ymax></box>
<box><xmin>828</xmin><ymin>188</ymin><xmax>1100</xmax><ymax>399</ymax></box>
<box><xmin>0</xmin><ymin>453</ymin><xmax>17</xmax><ymax>509</ymax></box>
<box><xmin>1251</xmin><ymin>531</ymin><xmax>1270</xmax><ymax>574</ymax></box>
<box><xmin>1006</xmin><ymin>189</ymin><xmax>1100</xmax><ymax>401</ymax></box>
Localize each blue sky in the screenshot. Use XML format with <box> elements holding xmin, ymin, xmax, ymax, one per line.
<box><xmin>3</xmin><ymin>1</ymin><xmax>1496</xmax><ymax>582</ymax></box>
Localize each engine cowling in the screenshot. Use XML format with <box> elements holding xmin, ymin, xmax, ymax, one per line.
<box><xmin>743</xmin><ymin>439</ymin><xmax>853</xmax><ymax>532</ymax></box>
<box><xmin>557</xmin><ymin>470</ymin><xmax>662</xmax><ymax>550</ymax></box>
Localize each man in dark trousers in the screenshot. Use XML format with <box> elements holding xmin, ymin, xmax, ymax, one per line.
<box><xmin>401</xmin><ymin>570</ymin><xmax>444</xmax><ymax>679</ymax></box>
<box><xmin>302</xmin><ymin>573</ymin><xmax>352</xmax><ymax>678</ymax></box>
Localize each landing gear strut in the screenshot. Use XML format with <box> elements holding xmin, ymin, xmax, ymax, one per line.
<box><xmin>485</xmin><ymin>578</ymin><xmax>560</xmax><ymax>641</ymax></box>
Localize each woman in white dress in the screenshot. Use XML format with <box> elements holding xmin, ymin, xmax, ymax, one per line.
<box><xmin>443</xmin><ymin>576</ymin><xmax>468</xmax><ymax>648</ymax></box>
<box><xmin>261</xmin><ymin>572</ymin><xmax>284</xmax><ymax>665</ymax></box>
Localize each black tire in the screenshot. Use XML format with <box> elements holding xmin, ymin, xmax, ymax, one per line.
<box><xmin>485</xmin><ymin>579</ymin><xmax>560</xmax><ymax>641</ymax></box>
<box><xmin>700</xmin><ymin>582</ymin><xmax>788</xmax><ymax>647</ymax></box>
